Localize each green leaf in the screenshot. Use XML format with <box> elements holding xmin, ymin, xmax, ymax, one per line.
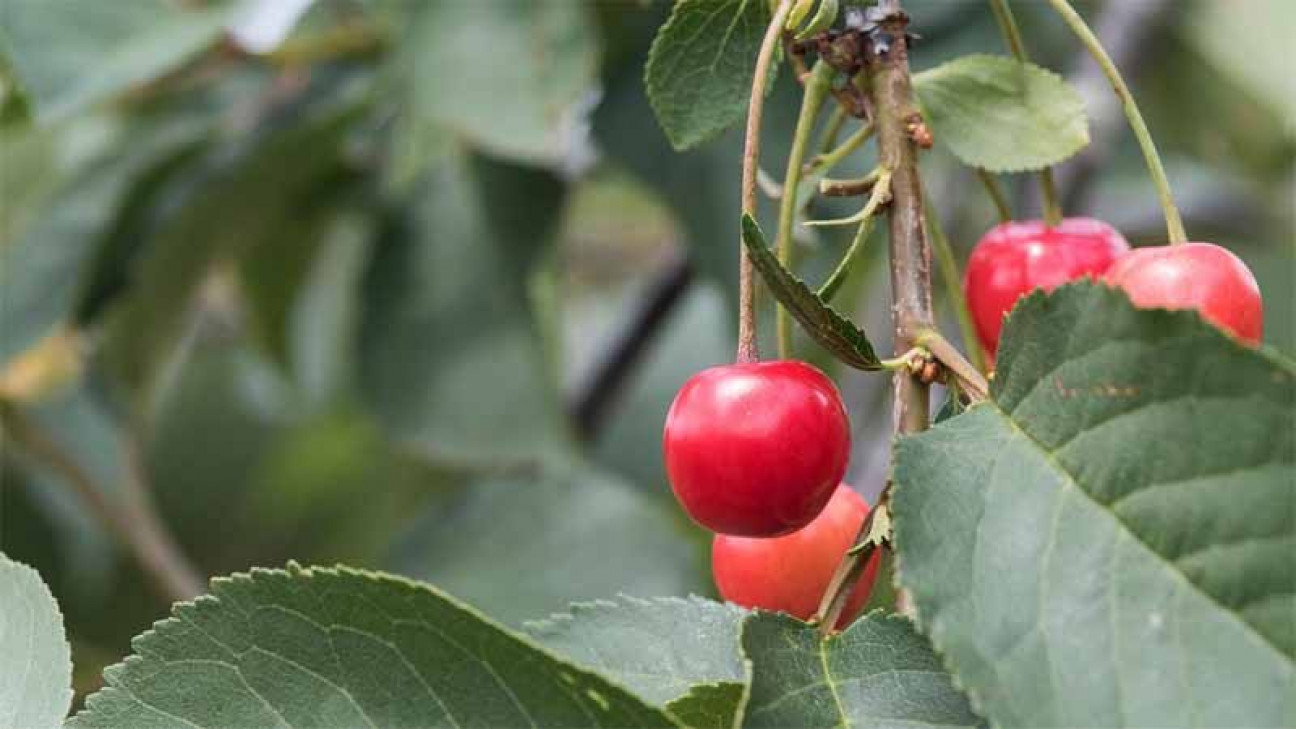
<box><xmin>69</xmin><ymin>565</ymin><xmax>677</xmax><ymax>728</ymax></box>
<box><xmin>741</xmin><ymin>611</ymin><xmax>983</xmax><ymax>728</ymax></box>
<box><xmin>524</xmin><ymin>596</ymin><xmax>748</xmax><ymax>706</ymax></box>
<box><xmin>392</xmin><ymin>464</ymin><xmax>706</xmax><ymax>626</ymax></box>
<box><xmin>741</xmin><ymin>215</ymin><xmax>881</xmax><ymax>370</ymax></box>
<box><xmin>913</xmin><ymin>54</ymin><xmax>1089</xmax><ymax>173</ymax></box>
<box><xmin>646</xmin><ymin>0</ymin><xmax>774</xmax><ymax>150</ymax></box>
<box><xmin>893</xmin><ymin>282</ymin><xmax>1296</xmax><ymax>727</ymax></box>
<box><xmin>396</xmin><ymin>0</ymin><xmax>597</xmax><ymax>166</ymax></box>
<box><xmin>0</xmin><ymin>553</ymin><xmax>72</xmax><ymax>729</ymax></box>
<box><xmin>359</xmin><ymin>151</ymin><xmax>573</xmax><ymax>465</ymax></box>
<box><xmin>0</xmin><ymin>0</ymin><xmax>232</xmax><ymax>123</ymax></box>
<box><xmin>666</xmin><ymin>682</ymin><xmax>747</xmax><ymax>729</ymax></box>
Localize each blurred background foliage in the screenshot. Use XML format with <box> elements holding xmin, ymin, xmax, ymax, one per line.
<box><xmin>0</xmin><ymin>0</ymin><xmax>1291</xmax><ymax>698</ymax></box>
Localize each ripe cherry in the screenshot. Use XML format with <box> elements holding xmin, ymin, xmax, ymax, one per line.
<box><xmin>964</xmin><ymin>218</ymin><xmax>1130</xmax><ymax>357</ymax></box>
<box><xmin>663</xmin><ymin>360</ymin><xmax>850</xmax><ymax>537</ymax></box>
<box><xmin>712</xmin><ymin>485</ymin><xmax>880</xmax><ymax>629</ymax></box>
<box><xmin>1104</xmin><ymin>242</ymin><xmax>1263</xmax><ymax>345</ymax></box>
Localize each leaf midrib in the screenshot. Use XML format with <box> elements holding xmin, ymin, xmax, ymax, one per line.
<box><xmin>989</xmin><ymin>400</ymin><xmax>1293</xmax><ymax>666</ymax></box>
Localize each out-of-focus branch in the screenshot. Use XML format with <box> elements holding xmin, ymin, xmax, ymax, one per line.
<box><xmin>571</xmin><ymin>253</ymin><xmax>693</xmax><ymax>440</ymax></box>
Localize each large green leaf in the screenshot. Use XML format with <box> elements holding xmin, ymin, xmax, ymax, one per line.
<box><xmin>69</xmin><ymin>565</ymin><xmax>676</xmax><ymax>728</ymax></box>
<box><xmin>396</xmin><ymin>0</ymin><xmax>596</xmax><ymax>166</ymax></box>
<box><xmin>0</xmin><ymin>0</ymin><xmax>232</xmax><ymax>123</ymax></box>
<box><xmin>741</xmin><ymin>611</ymin><xmax>983</xmax><ymax>728</ymax></box>
<box><xmin>392</xmin><ymin>464</ymin><xmax>706</xmax><ymax>626</ymax></box>
<box><xmin>913</xmin><ymin>54</ymin><xmax>1089</xmax><ymax>173</ymax></box>
<box><xmin>893</xmin><ymin>282</ymin><xmax>1296</xmax><ymax>727</ymax></box>
<box><xmin>359</xmin><ymin>151</ymin><xmax>572</xmax><ymax>466</ymax></box>
<box><xmin>646</xmin><ymin>0</ymin><xmax>773</xmax><ymax>150</ymax></box>
<box><xmin>741</xmin><ymin>215</ymin><xmax>881</xmax><ymax>370</ymax></box>
<box><xmin>0</xmin><ymin>553</ymin><xmax>72</xmax><ymax>729</ymax></box>
<box><xmin>524</xmin><ymin>596</ymin><xmax>748</xmax><ymax>706</ymax></box>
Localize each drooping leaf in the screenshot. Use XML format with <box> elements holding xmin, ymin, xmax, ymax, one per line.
<box><xmin>893</xmin><ymin>282</ymin><xmax>1296</xmax><ymax>727</ymax></box>
<box><xmin>741</xmin><ymin>611</ymin><xmax>983</xmax><ymax>728</ymax></box>
<box><xmin>741</xmin><ymin>215</ymin><xmax>881</xmax><ymax>370</ymax></box>
<box><xmin>69</xmin><ymin>565</ymin><xmax>677</xmax><ymax>728</ymax></box>
<box><xmin>396</xmin><ymin>0</ymin><xmax>597</xmax><ymax>166</ymax></box>
<box><xmin>358</xmin><ymin>151</ymin><xmax>572</xmax><ymax>466</ymax></box>
<box><xmin>524</xmin><ymin>595</ymin><xmax>748</xmax><ymax>706</ymax></box>
<box><xmin>391</xmin><ymin>464</ymin><xmax>706</xmax><ymax>626</ymax></box>
<box><xmin>0</xmin><ymin>553</ymin><xmax>72</xmax><ymax>729</ymax></box>
<box><xmin>646</xmin><ymin>0</ymin><xmax>774</xmax><ymax>150</ymax></box>
<box><xmin>913</xmin><ymin>54</ymin><xmax>1089</xmax><ymax>172</ymax></box>
<box><xmin>0</xmin><ymin>0</ymin><xmax>232</xmax><ymax>123</ymax></box>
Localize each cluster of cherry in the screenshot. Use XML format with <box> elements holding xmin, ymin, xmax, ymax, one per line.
<box><xmin>660</xmin><ymin>216</ymin><xmax>1263</xmax><ymax>627</ymax></box>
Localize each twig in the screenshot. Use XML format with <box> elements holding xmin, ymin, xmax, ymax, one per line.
<box><xmin>816</xmin><ymin>0</ymin><xmax>933</xmax><ymax>635</ymax></box>
<box><xmin>737</xmin><ymin>0</ymin><xmax>797</xmax><ymax>362</ymax></box>
<box><xmin>916</xmin><ymin>329</ymin><xmax>989</xmax><ymax>402</ymax></box>
<box><xmin>1046</xmin><ymin>0</ymin><xmax>1185</xmax><ymax>244</ymax></box>
<box><xmin>571</xmin><ymin>253</ymin><xmax>693</xmax><ymax>440</ymax></box>
<box><xmin>816</xmin><ymin>170</ymin><xmax>892</xmax><ymax>302</ymax></box>
<box><xmin>776</xmin><ymin>61</ymin><xmax>835</xmax><ymax>358</ymax></box>
<box><xmin>1</xmin><ymin>402</ymin><xmax>203</xmax><ymax>604</ymax></box>
<box><xmin>820</xmin><ymin>170</ymin><xmax>880</xmax><ymax>197</ymax></box>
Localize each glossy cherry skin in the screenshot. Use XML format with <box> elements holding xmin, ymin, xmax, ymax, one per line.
<box><xmin>663</xmin><ymin>360</ymin><xmax>850</xmax><ymax>537</ymax></box>
<box><xmin>964</xmin><ymin>218</ymin><xmax>1130</xmax><ymax>356</ymax></box>
<box><xmin>1104</xmin><ymin>242</ymin><xmax>1263</xmax><ymax>345</ymax></box>
<box><xmin>712</xmin><ymin>485</ymin><xmax>880</xmax><ymax>629</ymax></box>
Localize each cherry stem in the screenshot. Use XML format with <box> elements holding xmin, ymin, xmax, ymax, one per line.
<box><xmin>814</xmin><ymin>501</ymin><xmax>883</xmax><ymax>635</ymax></box>
<box><xmin>916</xmin><ymin>329</ymin><xmax>990</xmax><ymax>401</ymax></box>
<box><xmin>817</xmin><ymin>105</ymin><xmax>848</xmax><ymax>158</ymax></box>
<box><xmin>805</xmin><ymin>122</ymin><xmax>876</xmax><ymax>179</ymax></box>
<box><xmin>1046</xmin><ymin>0</ymin><xmax>1187</xmax><ymax>244</ymax></box>
<box><xmin>776</xmin><ymin>61</ymin><xmax>835</xmax><ymax>359</ymax></box>
<box><xmin>974</xmin><ymin>168</ymin><xmax>1013</xmax><ymax>223</ymax></box>
<box><xmin>988</xmin><ymin>0</ymin><xmax>1063</xmax><ymax>226</ymax></box>
<box><xmin>923</xmin><ymin>188</ymin><xmax>988</xmax><ymax>373</ymax></box>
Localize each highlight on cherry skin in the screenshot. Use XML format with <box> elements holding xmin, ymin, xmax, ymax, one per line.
<box><xmin>712</xmin><ymin>484</ymin><xmax>881</xmax><ymax>629</ymax></box>
<box><xmin>662</xmin><ymin>360</ymin><xmax>850</xmax><ymax>537</ymax></box>
<box><xmin>1104</xmin><ymin>242</ymin><xmax>1264</xmax><ymax>345</ymax></box>
<box><xmin>963</xmin><ymin>217</ymin><xmax>1130</xmax><ymax>357</ymax></box>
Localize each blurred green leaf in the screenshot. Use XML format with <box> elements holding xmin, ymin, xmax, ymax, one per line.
<box><xmin>102</xmin><ymin>73</ymin><xmax>368</xmax><ymax>397</ymax></box>
<box><xmin>0</xmin><ymin>552</ymin><xmax>72</xmax><ymax>729</ymax></box>
<box><xmin>524</xmin><ymin>595</ymin><xmax>748</xmax><ymax>706</ymax></box>
<box><xmin>742</xmin><ymin>611</ymin><xmax>983</xmax><ymax>728</ymax></box>
<box><xmin>394</xmin><ymin>0</ymin><xmax>596</xmax><ymax>167</ymax></box>
<box><xmin>913</xmin><ymin>54</ymin><xmax>1089</xmax><ymax>173</ymax></box>
<box><xmin>68</xmin><ymin>565</ymin><xmax>676</xmax><ymax>728</ymax></box>
<box><xmin>1186</xmin><ymin>0</ymin><xmax>1296</xmax><ymax>127</ymax></box>
<box><xmin>893</xmin><ymin>283</ymin><xmax>1296</xmax><ymax>727</ymax></box>
<box><xmin>392</xmin><ymin>463</ymin><xmax>706</xmax><ymax>626</ymax></box>
<box><xmin>742</xmin><ymin>214</ymin><xmax>882</xmax><ymax>370</ymax></box>
<box><xmin>0</xmin><ymin>0</ymin><xmax>233</xmax><ymax>123</ymax></box>
<box><xmin>646</xmin><ymin>0</ymin><xmax>773</xmax><ymax>150</ymax></box>
<box><xmin>359</xmin><ymin>151</ymin><xmax>572</xmax><ymax>465</ymax></box>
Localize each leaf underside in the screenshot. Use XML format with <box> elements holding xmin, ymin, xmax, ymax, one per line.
<box><xmin>893</xmin><ymin>282</ymin><xmax>1296</xmax><ymax>727</ymax></box>
<box><xmin>0</xmin><ymin>554</ymin><xmax>73</xmax><ymax>729</ymax></box>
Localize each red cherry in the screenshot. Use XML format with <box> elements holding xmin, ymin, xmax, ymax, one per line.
<box><xmin>712</xmin><ymin>485</ymin><xmax>880</xmax><ymax>629</ymax></box>
<box><xmin>663</xmin><ymin>360</ymin><xmax>850</xmax><ymax>537</ymax></box>
<box><xmin>964</xmin><ymin>218</ymin><xmax>1130</xmax><ymax>356</ymax></box>
<box><xmin>1103</xmin><ymin>242</ymin><xmax>1263</xmax><ymax>344</ymax></box>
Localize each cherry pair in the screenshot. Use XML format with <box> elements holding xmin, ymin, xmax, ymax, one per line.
<box><xmin>663</xmin><ymin>360</ymin><xmax>876</xmax><ymax>627</ymax></box>
<box><xmin>965</xmin><ymin>217</ymin><xmax>1264</xmax><ymax>359</ymax></box>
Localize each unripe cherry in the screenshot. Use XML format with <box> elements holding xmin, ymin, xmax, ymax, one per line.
<box><xmin>712</xmin><ymin>485</ymin><xmax>880</xmax><ymax>629</ymax></box>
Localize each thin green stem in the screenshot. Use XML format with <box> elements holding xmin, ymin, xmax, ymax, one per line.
<box><xmin>817</xmin><ymin>105</ymin><xmax>848</xmax><ymax>157</ymax></box>
<box><xmin>916</xmin><ymin>329</ymin><xmax>989</xmax><ymax>401</ymax></box>
<box><xmin>817</xmin><ymin>170</ymin><xmax>892</xmax><ymax>301</ymax></box>
<box><xmin>988</xmin><ymin>0</ymin><xmax>1063</xmax><ymax>225</ymax></box>
<box><xmin>975</xmin><ymin>168</ymin><xmax>1012</xmax><ymax>223</ymax></box>
<box><xmin>923</xmin><ymin>190</ymin><xmax>987</xmax><ymax>374</ymax></box>
<box><xmin>777</xmin><ymin>61</ymin><xmax>834</xmax><ymax>358</ymax></box>
<box><xmin>806</xmin><ymin>122</ymin><xmax>875</xmax><ymax>178</ymax></box>
<box><xmin>1046</xmin><ymin>0</ymin><xmax>1186</xmax><ymax>244</ymax></box>
<box><xmin>738</xmin><ymin>0</ymin><xmax>796</xmax><ymax>362</ymax></box>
